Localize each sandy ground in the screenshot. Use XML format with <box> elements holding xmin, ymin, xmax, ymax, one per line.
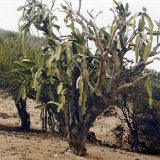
<box><xmin>0</xmin><ymin>90</ymin><xmax>160</xmax><ymax>160</ymax></box>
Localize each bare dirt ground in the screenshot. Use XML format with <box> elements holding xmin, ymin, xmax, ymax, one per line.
<box><xmin>0</xmin><ymin>90</ymin><xmax>160</xmax><ymax>160</ymax></box>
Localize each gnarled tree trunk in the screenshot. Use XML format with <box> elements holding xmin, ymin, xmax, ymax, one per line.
<box><xmin>68</xmin><ymin>94</ymin><xmax>107</xmax><ymax>156</ymax></box>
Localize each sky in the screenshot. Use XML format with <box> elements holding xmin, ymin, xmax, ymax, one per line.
<box><xmin>0</xmin><ymin>0</ymin><xmax>160</xmax><ymax>70</ymax></box>
<box><xmin>1</xmin><ymin>0</ymin><xmax>160</xmax><ymax>31</ymax></box>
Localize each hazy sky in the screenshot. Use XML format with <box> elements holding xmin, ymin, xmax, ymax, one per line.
<box><xmin>0</xmin><ymin>0</ymin><xmax>160</xmax><ymax>70</ymax></box>
<box><xmin>0</xmin><ymin>0</ymin><xmax>160</xmax><ymax>31</ymax></box>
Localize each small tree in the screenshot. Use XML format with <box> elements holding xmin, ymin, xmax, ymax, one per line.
<box><xmin>0</xmin><ymin>32</ymin><xmax>33</xmax><ymax>131</ymax></box>
<box><xmin>17</xmin><ymin>0</ymin><xmax>160</xmax><ymax>156</ymax></box>
<box><xmin>115</xmin><ymin>75</ymin><xmax>160</xmax><ymax>153</ymax></box>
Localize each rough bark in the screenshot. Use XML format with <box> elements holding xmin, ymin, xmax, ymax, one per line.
<box><xmin>68</xmin><ymin>94</ymin><xmax>108</xmax><ymax>156</ymax></box>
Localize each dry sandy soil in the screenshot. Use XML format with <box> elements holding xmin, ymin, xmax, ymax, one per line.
<box><xmin>0</xmin><ymin>90</ymin><xmax>160</xmax><ymax>160</ymax></box>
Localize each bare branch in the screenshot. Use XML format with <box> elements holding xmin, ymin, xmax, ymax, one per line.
<box><xmin>95</xmin><ymin>11</ymin><xmax>103</xmax><ymax>19</ymax></box>
<box><xmin>90</xmin><ymin>20</ymin><xmax>104</xmax><ymax>52</ymax></box>
<box><xmin>106</xmin><ymin>23</ymin><xmax>119</xmax><ymax>49</ymax></box>
<box><xmin>113</xmin><ymin>72</ymin><xmax>152</xmax><ymax>96</ymax></box>
<box><xmin>51</xmin><ymin>0</ymin><xmax>55</xmax><ymax>11</ymax></box>
<box><xmin>76</xmin><ymin>12</ymin><xmax>91</xmax><ymax>25</ymax></box>
<box><xmin>71</xmin><ymin>9</ymin><xmax>104</xmax><ymax>51</ymax></box>
<box><xmin>75</xmin><ymin>11</ymin><xmax>99</xmax><ymax>30</ymax></box>
<box><xmin>87</xmin><ymin>9</ymin><xmax>94</xmax><ymax>19</ymax></box>
<box><xmin>113</xmin><ymin>60</ymin><xmax>154</xmax><ymax>84</ymax></box>
<box><xmin>87</xmin><ymin>9</ymin><xmax>103</xmax><ymax>22</ymax></box>
<box><xmin>78</xmin><ymin>0</ymin><xmax>82</xmax><ymax>13</ymax></box>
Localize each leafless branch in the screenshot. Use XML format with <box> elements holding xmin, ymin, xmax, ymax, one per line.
<box><xmin>95</xmin><ymin>11</ymin><xmax>103</xmax><ymax>19</ymax></box>
<box><xmin>70</xmin><ymin>9</ymin><xmax>104</xmax><ymax>51</ymax></box>
<box><xmin>51</xmin><ymin>0</ymin><xmax>55</xmax><ymax>11</ymax></box>
<box><xmin>90</xmin><ymin>20</ymin><xmax>104</xmax><ymax>52</ymax></box>
<box><xmin>78</xmin><ymin>0</ymin><xmax>82</xmax><ymax>13</ymax></box>
<box><xmin>113</xmin><ymin>72</ymin><xmax>152</xmax><ymax>96</ymax></box>
<box><xmin>87</xmin><ymin>9</ymin><xmax>94</xmax><ymax>19</ymax></box>
<box><xmin>75</xmin><ymin>11</ymin><xmax>99</xmax><ymax>30</ymax></box>
<box><xmin>106</xmin><ymin>23</ymin><xmax>119</xmax><ymax>49</ymax></box>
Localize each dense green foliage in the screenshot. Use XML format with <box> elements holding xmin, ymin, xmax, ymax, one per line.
<box><xmin>0</xmin><ymin>31</ymin><xmax>20</xmax><ymax>91</ymax></box>
<box><xmin>0</xmin><ymin>29</ymin><xmax>46</xmax><ymax>93</ymax></box>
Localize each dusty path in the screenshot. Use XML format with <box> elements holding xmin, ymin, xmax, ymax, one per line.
<box><xmin>0</xmin><ymin>92</ymin><xmax>160</xmax><ymax>160</ymax></box>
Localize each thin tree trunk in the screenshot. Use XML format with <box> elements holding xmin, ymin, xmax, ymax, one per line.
<box><xmin>15</xmin><ymin>98</ymin><xmax>30</xmax><ymax>131</ymax></box>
